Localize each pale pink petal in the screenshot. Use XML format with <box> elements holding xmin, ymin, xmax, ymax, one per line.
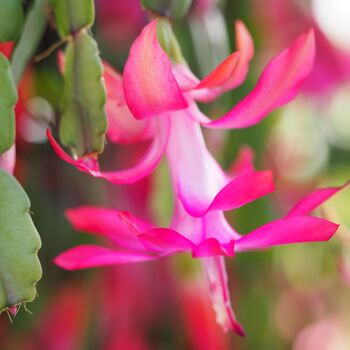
<box><xmin>166</xmin><ymin>110</ymin><xmax>227</xmax><ymax>217</ymax></box>
<box><xmin>192</xmin><ymin>239</ymin><xmax>235</xmax><ymax>258</ymax></box>
<box><xmin>235</xmin><ymin>216</ymin><xmax>339</xmax><ymax>252</ymax></box>
<box><xmin>46</xmin><ymin>115</ymin><xmax>169</xmax><ymax>184</ymax></box>
<box><xmin>0</xmin><ymin>144</ymin><xmax>16</xmax><ymax>174</ymax></box>
<box><xmin>171</xmin><ymin>200</ymin><xmax>206</xmax><ymax>245</ymax></box>
<box><xmin>229</xmin><ymin>145</ymin><xmax>255</xmax><ymax>176</ymax></box>
<box><xmin>138</xmin><ymin>228</ymin><xmax>195</xmax><ymax>253</ymax></box>
<box><xmin>123</xmin><ymin>20</ymin><xmax>187</xmax><ymax>119</ymax></box>
<box><xmin>201</xmin><ymin>257</ymin><xmax>246</xmax><ymax>336</ymax></box>
<box><xmin>286</xmin><ymin>182</ymin><xmax>349</xmax><ymax>218</ymax></box>
<box><xmin>204</xmin><ymin>211</ymin><xmax>241</xmax><ymax>242</ymax></box>
<box><xmin>103</xmin><ymin>62</ymin><xmax>153</xmax><ymax>144</ymax></box>
<box><xmin>172</xmin><ymin>64</ymin><xmax>199</xmax><ymax>91</ymax></box>
<box><xmin>54</xmin><ymin>245</ymin><xmax>158</xmax><ymax>270</ymax></box>
<box><xmin>65</xmin><ymin>207</ymin><xmax>152</xmax><ymax>250</ymax></box>
<box><xmin>205</xmin><ymin>30</ymin><xmax>315</xmax><ymax>129</ymax></box>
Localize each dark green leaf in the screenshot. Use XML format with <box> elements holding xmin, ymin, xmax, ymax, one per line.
<box><xmin>0</xmin><ymin>170</ymin><xmax>42</xmax><ymax>312</ymax></box>
<box><xmin>0</xmin><ymin>0</ymin><xmax>24</xmax><ymax>42</ymax></box>
<box><xmin>0</xmin><ymin>54</ymin><xmax>17</xmax><ymax>155</ymax></box>
<box><xmin>142</xmin><ymin>0</ymin><xmax>193</xmax><ymax>20</ymax></box>
<box><xmin>157</xmin><ymin>19</ymin><xmax>186</xmax><ymax>64</ymax></box>
<box><xmin>53</xmin><ymin>0</ymin><xmax>94</xmax><ymax>38</ymax></box>
<box><xmin>59</xmin><ymin>30</ymin><xmax>107</xmax><ymax>157</ymax></box>
<box><xmin>11</xmin><ymin>0</ymin><xmax>48</xmax><ymax>85</ymax></box>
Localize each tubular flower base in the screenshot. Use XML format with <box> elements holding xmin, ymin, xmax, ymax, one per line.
<box><xmin>51</xmin><ymin>20</ymin><xmax>347</xmax><ymax>335</ymax></box>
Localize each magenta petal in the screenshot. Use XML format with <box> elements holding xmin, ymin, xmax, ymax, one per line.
<box><xmin>123</xmin><ymin>20</ymin><xmax>187</xmax><ymax>119</ymax></box>
<box><xmin>97</xmin><ymin>117</ymin><xmax>170</xmax><ymax>184</ymax></box>
<box><xmin>54</xmin><ymin>245</ymin><xmax>158</xmax><ymax>270</ymax></box>
<box><xmin>65</xmin><ymin>207</ymin><xmax>151</xmax><ymax>250</ymax></box>
<box><xmin>207</xmin><ymin>171</ymin><xmax>275</xmax><ymax>213</ymax></box>
<box><xmin>201</xmin><ymin>257</ymin><xmax>246</xmax><ymax>336</ymax></box>
<box><xmin>286</xmin><ymin>183</ymin><xmax>349</xmax><ymax>217</ymax></box>
<box><xmin>182</xmin><ymin>171</ymin><xmax>275</xmax><ymax>217</ymax></box>
<box><xmin>229</xmin><ymin>145</ymin><xmax>255</xmax><ymax>176</ymax></box>
<box><xmin>47</xmin><ymin>116</ymin><xmax>169</xmax><ymax>184</ymax></box>
<box><xmin>207</xmin><ymin>30</ymin><xmax>315</xmax><ymax>129</ymax></box>
<box><xmin>192</xmin><ymin>239</ymin><xmax>235</xmax><ymax>258</ymax></box>
<box><xmin>138</xmin><ymin>228</ymin><xmax>195</xmax><ymax>253</ymax></box>
<box><xmin>235</xmin><ymin>216</ymin><xmax>339</xmax><ymax>252</ymax></box>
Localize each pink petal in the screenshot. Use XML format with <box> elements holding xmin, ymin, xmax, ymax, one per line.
<box><xmin>54</xmin><ymin>245</ymin><xmax>158</xmax><ymax>270</ymax></box>
<box><xmin>0</xmin><ymin>144</ymin><xmax>16</xmax><ymax>174</ymax></box>
<box><xmin>181</xmin><ymin>171</ymin><xmax>275</xmax><ymax>217</ymax></box>
<box><xmin>225</xmin><ymin>20</ymin><xmax>254</xmax><ymax>88</ymax></box>
<box><xmin>167</xmin><ymin>112</ymin><xmax>274</xmax><ymax>217</ymax></box>
<box><xmin>138</xmin><ymin>228</ymin><xmax>195</xmax><ymax>253</ymax></box>
<box><xmin>8</xmin><ymin>305</ymin><xmax>17</xmax><ymax>315</ymax></box>
<box><xmin>235</xmin><ymin>216</ymin><xmax>339</xmax><ymax>252</ymax></box>
<box><xmin>47</xmin><ymin>115</ymin><xmax>169</xmax><ymax>184</ymax></box>
<box><xmin>103</xmin><ymin>62</ymin><xmax>153</xmax><ymax>144</ymax></box>
<box><xmin>228</xmin><ymin>145</ymin><xmax>255</xmax><ymax>176</ymax></box>
<box><xmin>286</xmin><ymin>182</ymin><xmax>349</xmax><ymax>218</ymax></box>
<box><xmin>191</xmin><ymin>20</ymin><xmax>254</xmax><ymax>102</ymax></box>
<box><xmin>192</xmin><ymin>239</ymin><xmax>235</xmax><ymax>258</ymax></box>
<box><xmin>195</xmin><ymin>52</ymin><xmax>241</xmax><ymax>90</ymax></box>
<box><xmin>65</xmin><ymin>207</ymin><xmax>151</xmax><ymax>250</ymax></box>
<box><xmin>57</xmin><ymin>50</ymin><xmax>65</xmax><ymax>75</ymax></box>
<box><xmin>123</xmin><ymin>20</ymin><xmax>187</xmax><ymax>119</ymax></box>
<box><xmin>201</xmin><ymin>257</ymin><xmax>246</xmax><ymax>336</ymax></box>
<box><xmin>206</xmin><ymin>171</ymin><xmax>274</xmax><ymax>213</ymax></box>
<box><xmin>206</xmin><ymin>30</ymin><xmax>315</xmax><ymax>129</ymax></box>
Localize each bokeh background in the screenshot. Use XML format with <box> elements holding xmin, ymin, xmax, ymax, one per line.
<box><xmin>1</xmin><ymin>0</ymin><xmax>349</xmax><ymax>349</ymax></box>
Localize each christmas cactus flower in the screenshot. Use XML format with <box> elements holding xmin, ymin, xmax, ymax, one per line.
<box><xmin>50</xmin><ymin>19</ymin><xmax>345</xmax><ymax>335</ymax></box>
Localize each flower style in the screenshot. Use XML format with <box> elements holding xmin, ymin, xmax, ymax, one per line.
<box><xmin>50</xmin><ymin>20</ymin><xmax>344</xmax><ymax>335</ymax></box>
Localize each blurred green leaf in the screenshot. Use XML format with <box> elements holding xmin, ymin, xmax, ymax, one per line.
<box><xmin>0</xmin><ymin>170</ymin><xmax>42</xmax><ymax>312</ymax></box>
<box><xmin>11</xmin><ymin>0</ymin><xmax>48</xmax><ymax>85</ymax></box>
<box><xmin>0</xmin><ymin>53</ymin><xmax>17</xmax><ymax>154</ymax></box>
<box><xmin>60</xmin><ymin>30</ymin><xmax>107</xmax><ymax>157</ymax></box>
<box><xmin>142</xmin><ymin>0</ymin><xmax>193</xmax><ymax>20</ymax></box>
<box><xmin>157</xmin><ymin>19</ymin><xmax>186</xmax><ymax>64</ymax></box>
<box><xmin>0</xmin><ymin>0</ymin><xmax>24</xmax><ymax>42</ymax></box>
<box><xmin>53</xmin><ymin>0</ymin><xmax>94</xmax><ymax>38</ymax></box>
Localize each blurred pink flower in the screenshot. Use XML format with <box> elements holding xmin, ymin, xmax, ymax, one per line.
<box><xmin>95</xmin><ymin>0</ymin><xmax>146</xmax><ymax>50</ymax></box>
<box><xmin>253</xmin><ymin>0</ymin><xmax>350</xmax><ymax>97</ymax></box>
<box><xmin>49</xmin><ymin>19</ymin><xmax>344</xmax><ymax>335</ymax></box>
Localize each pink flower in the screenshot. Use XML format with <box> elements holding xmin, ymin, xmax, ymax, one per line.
<box><xmin>50</xmin><ymin>20</ymin><xmax>344</xmax><ymax>335</ymax></box>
